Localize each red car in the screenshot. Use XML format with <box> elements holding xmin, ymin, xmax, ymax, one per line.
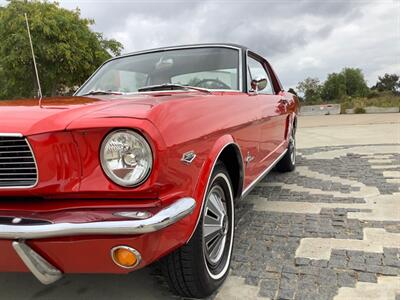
<box><xmin>0</xmin><ymin>44</ymin><xmax>298</xmax><ymax>298</ymax></box>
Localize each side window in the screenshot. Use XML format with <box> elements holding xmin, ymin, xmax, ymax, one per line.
<box><xmin>247</xmin><ymin>56</ymin><xmax>274</xmax><ymax>95</ymax></box>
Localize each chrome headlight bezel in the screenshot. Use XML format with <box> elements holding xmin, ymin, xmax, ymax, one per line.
<box><xmin>100</xmin><ymin>129</ymin><xmax>153</xmax><ymax>187</ymax></box>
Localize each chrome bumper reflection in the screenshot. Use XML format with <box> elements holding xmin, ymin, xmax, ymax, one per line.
<box><xmin>0</xmin><ymin>197</ymin><xmax>196</xmax><ymax>240</ymax></box>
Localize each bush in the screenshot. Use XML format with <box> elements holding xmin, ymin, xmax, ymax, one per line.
<box><xmin>367</xmin><ymin>90</ymin><xmax>379</xmax><ymax>99</ymax></box>
<box><xmin>354</xmin><ymin>107</ymin><xmax>366</xmax><ymax>114</ymax></box>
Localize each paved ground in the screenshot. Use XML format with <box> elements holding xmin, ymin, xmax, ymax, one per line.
<box><xmin>1</xmin><ymin>113</ymin><xmax>399</xmax><ymax>300</ymax></box>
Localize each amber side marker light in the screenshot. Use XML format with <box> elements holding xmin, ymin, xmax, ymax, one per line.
<box><xmin>111</xmin><ymin>246</ymin><xmax>141</xmax><ymax>269</ymax></box>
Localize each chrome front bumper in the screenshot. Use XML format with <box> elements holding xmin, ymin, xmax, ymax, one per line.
<box><xmin>0</xmin><ymin>197</ymin><xmax>196</xmax><ymax>240</ymax></box>
<box><xmin>1</xmin><ymin>197</ymin><xmax>196</xmax><ymax>285</ymax></box>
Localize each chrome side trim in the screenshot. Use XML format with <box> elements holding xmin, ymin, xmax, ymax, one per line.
<box><xmin>12</xmin><ymin>241</ymin><xmax>63</xmax><ymax>285</ymax></box>
<box><xmin>0</xmin><ymin>197</ymin><xmax>195</xmax><ymax>240</ymax></box>
<box><xmin>241</xmin><ymin>149</ymin><xmax>287</xmax><ymax>198</ymax></box>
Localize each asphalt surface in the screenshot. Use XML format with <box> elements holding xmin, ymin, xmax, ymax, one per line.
<box><xmin>1</xmin><ymin>113</ymin><xmax>399</xmax><ymax>300</ymax></box>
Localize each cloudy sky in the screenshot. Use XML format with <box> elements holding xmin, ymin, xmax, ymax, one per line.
<box><xmin>1</xmin><ymin>0</ymin><xmax>399</xmax><ymax>89</ymax></box>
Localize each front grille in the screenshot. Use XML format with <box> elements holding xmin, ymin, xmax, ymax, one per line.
<box><xmin>0</xmin><ymin>135</ymin><xmax>38</xmax><ymax>188</ymax></box>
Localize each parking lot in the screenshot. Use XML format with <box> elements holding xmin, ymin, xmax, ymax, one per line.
<box><xmin>1</xmin><ymin>113</ymin><xmax>399</xmax><ymax>300</ymax></box>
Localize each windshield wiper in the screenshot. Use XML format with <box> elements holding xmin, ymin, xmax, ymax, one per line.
<box><xmin>81</xmin><ymin>90</ymin><xmax>124</xmax><ymax>96</ymax></box>
<box><xmin>137</xmin><ymin>84</ymin><xmax>211</xmax><ymax>94</ymax></box>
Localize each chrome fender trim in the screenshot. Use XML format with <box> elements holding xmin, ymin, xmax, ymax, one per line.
<box><xmin>0</xmin><ymin>197</ymin><xmax>195</xmax><ymax>240</ymax></box>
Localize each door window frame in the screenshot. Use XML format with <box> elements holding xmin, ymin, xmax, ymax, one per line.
<box><xmin>245</xmin><ymin>50</ymin><xmax>281</xmax><ymax>95</ymax></box>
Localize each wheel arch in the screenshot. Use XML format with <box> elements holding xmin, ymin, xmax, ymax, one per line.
<box><xmin>186</xmin><ymin>135</ymin><xmax>244</xmax><ymax>242</ymax></box>
<box><xmin>293</xmin><ymin>115</ymin><xmax>297</xmax><ymax>132</ymax></box>
<box><xmin>285</xmin><ymin>113</ymin><xmax>298</xmax><ymax>140</ymax></box>
<box><xmin>217</xmin><ymin>143</ymin><xmax>244</xmax><ymax>200</ymax></box>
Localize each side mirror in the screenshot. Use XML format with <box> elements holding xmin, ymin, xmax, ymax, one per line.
<box><xmin>250</xmin><ymin>77</ymin><xmax>268</xmax><ymax>93</ymax></box>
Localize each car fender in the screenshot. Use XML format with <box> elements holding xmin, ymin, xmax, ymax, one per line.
<box><xmin>185</xmin><ymin>134</ymin><xmax>241</xmax><ymax>242</ymax></box>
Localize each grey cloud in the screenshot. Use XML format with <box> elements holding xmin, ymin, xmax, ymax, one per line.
<box><xmin>1</xmin><ymin>0</ymin><xmax>397</xmax><ymax>88</ymax></box>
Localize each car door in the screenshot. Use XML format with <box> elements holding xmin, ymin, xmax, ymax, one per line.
<box><xmin>247</xmin><ymin>54</ymin><xmax>288</xmax><ymax>170</ymax></box>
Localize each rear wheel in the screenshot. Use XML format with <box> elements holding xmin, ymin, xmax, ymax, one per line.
<box><xmin>276</xmin><ymin>125</ymin><xmax>296</xmax><ymax>172</ymax></box>
<box><xmin>162</xmin><ymin>163</ymin><xmax>234</xmax><ymax>298</ymax></box>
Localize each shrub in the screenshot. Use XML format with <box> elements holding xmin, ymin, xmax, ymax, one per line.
<box><xmin>354</xmin><ymin>107</ymin><xmax>366</xmax><ymax>114</ymax></box>
<box><xmin>367</xmin><ymin>90</ymin><xmax>379</xmax><ymax>99</ymax></box>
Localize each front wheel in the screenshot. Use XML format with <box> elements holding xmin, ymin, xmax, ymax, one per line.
<box><xmin>161</xmin><ymin>163</ymin><xmax>235</xmax><ymax>298</ymax></box>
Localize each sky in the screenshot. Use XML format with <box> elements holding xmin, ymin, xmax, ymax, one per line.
<box><xmin>1</xmin><ymin>0</ymin><xmax>399</xmax><ymax>89</ymax></box>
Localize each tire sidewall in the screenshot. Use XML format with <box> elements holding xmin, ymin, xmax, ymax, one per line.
<box><xmin>193</xmin><ymin>164</ymin><xmax>235</xmax><ymax>293</ymax></box>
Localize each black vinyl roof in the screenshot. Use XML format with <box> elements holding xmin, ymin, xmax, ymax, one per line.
<box><xmin>120</xmin><ymin>43</ymin><xmax>250</xmax><ymax>58</ymax></box>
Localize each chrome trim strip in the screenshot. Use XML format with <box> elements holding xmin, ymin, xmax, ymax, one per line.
<box><xmin>12</xmin><ymin>241</ymin><xmax>63</xmax><ymax>285</ymax></box>
<box><xmin>0</xmin><ymin>134</ymin><xmax>39</xmax><ymax>190</ymax></box>
<box><xmin>0</xmin><ymin>197</ymin><xmax>195</xmax><ymax>240</ymax></box>
<box><xmin>75</xmin><ymin>44</ymin><xmax>244</xmax><ymax>95</ymax></box>
<box><xmin>241</xmin><ymin>149</ymin><xmax>287</xmax><ymax>198</ymax></box>
<box><xmin>0</xmin><ymin>133</ymin><xmax>23</xmax><ymax>137</ymax></box>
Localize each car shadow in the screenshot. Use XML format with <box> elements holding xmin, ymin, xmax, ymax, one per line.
<box><xmin>0</xmin><ymin>265</ymin><xmax>179</xmax><ymax>300</ymax></box>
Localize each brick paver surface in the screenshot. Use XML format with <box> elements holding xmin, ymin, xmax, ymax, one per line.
<box><xmin>219</xmin><ymin>144</ymin><xmax>399</xmax><ymax>299</ymax></box>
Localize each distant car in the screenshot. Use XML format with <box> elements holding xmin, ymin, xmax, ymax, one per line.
<box><xmin>0</xmin><ymin>43</ymin><xmax>298</xmax><ymax>298</ymax></box>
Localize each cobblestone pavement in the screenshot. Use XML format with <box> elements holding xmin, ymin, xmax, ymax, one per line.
<box><xmin>215</xmin><ymin>143</ymin><xmax>400</xmax><ymax>300</ymax></box>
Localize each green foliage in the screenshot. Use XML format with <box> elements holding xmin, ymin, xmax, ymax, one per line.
<box><xmin>342</xmin><ymin>68</ymin><xmax>369</xmax><ymax>97</ymax></box>
<box><xmin>321</xmin><ymin>72</ymin><xmax>346</xmax><ymax>101</ymax></box>
<box><xmin>366</xmin><ymin>90</ymin><xmax>379</xmax><ymax>99</ymax></box>
<box><xmin>296</xmin><ymin>77</ymin><xmax>322</xmax><ymax>104</ymax></box>
<box><xmin>321</xmin><ymin>68</ymin><xmax>368</xmax><ymax>102</ymax></box>
<box><xmin>295</xmin><ymin>68</ymin><xmax>399</xmax><ymax>111</ymax></box>
<box><xmin>0</xmin><ymin>0</ymin><xmax>123</xmax><ymax>99</ymax></box>
<box><xmin>354</xmin><ymin>107</ymin><xmax>366</xmax><ymax>114</ymax></box>
<box><xmin>372</xmin><ymin>73</ymin><xmax>400</xmax><ymax>93</ymax></box>
<box><xmin>341</xmin><ymin>91</ymin><xmax>400</xmax><ymax>113</ymax></box>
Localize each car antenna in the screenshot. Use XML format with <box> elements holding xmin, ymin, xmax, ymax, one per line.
<box><xmin>24</xmin><ymin>13</ymin><xmax>43</xmax><ymax>107</ymax></box>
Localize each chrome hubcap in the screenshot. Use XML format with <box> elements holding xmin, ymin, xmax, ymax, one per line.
<box><xmin>203</xmin><ymin>185</ymin><xmax>228</xmax><ymax>265</ymax></box>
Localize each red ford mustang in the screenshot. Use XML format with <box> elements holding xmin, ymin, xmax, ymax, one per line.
<box><xmin>0</xmin><ymin>44</ymin><xmax>298</xmax><ymax>298</ymax></box>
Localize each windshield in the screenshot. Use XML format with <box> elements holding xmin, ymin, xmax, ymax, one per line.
<box><xmin>76</xmin><ymin>47</ymin><xmax>240</xmax><ymax>95</ymax></box>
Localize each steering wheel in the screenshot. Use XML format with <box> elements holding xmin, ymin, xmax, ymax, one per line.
<box><xmin>195</xmin><ymin>79</ymin><xmax>231</xmax><ymax>90</ymax></box>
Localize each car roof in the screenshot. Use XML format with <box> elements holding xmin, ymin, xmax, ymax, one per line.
<box><xmin>119</xmin><ymin>43</ymin><xmax>250</xmax><ymax>58</ymax></box>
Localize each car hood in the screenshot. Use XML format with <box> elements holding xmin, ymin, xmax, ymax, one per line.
<box><xmin>0</xmin><ymin>93</ymin><xmax>198</xmax><ymax>136</ymax></box>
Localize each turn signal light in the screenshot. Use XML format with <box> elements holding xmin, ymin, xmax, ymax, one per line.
<box><xmin>111</xmin><ymin>246</ymin><xmax>141</xmax><ymax>269</ymax></box>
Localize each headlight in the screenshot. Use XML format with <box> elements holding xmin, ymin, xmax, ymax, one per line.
<box><xmin>100</xmin><ymin>129</ymin><xmax>153</xmax><ymax>187</ymax></box>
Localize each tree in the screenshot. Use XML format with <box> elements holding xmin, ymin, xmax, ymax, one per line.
<box><xmin>321</xmin><ymin>68</ymin><xmax>369</xmax><ymax>102</ymax></box>
<box><xmin>372</xmin><ymin>73</ymin><xmax>400</xmax><ymax>93</ymax></box>
<box><xmin>296</xmin><ymin>77</ymin><xmax>322</xmax><ymax>103</ymax></box>
<box><xmin>0</xmin><ymin>0</ymin><xmax>123</xmax><ymax>99</ymax></box>
<box><xmin>321</xmin><ymin>72</ymin><xmax>346</xmax><ymax>101</ymax></box>
<box><xmin>342</xmin><ymin>68</ymin><xmax>368</xmax><ymax>97</ymax></box>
